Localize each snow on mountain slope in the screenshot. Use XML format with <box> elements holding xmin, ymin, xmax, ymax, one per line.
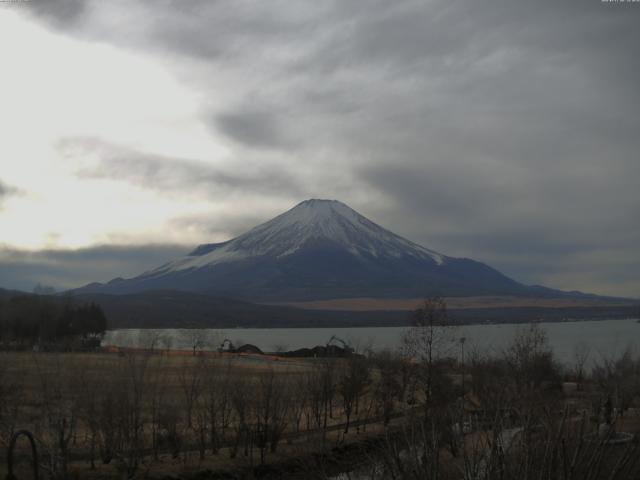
<box><xmin>75</xmin><ymin>198</ymin><xmax>535</xmax><ymax>301</ymax></box>
<box><xmin>145</xmin><ymin>199</ymin><xmax>445</xmax><ymax>277</ymax></box>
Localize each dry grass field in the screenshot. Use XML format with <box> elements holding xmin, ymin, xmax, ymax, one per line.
<box><xmin>0</xmin><ymin>350</ymin><xmax>401</xmax><ymax>479</ymax></box>
<box><xmin>1</xmin><ymin>319</ymin><xmax>639</xmax><ymax>480</ymax></box>
<box><xmin>269</xmin><ymin>295</ymin><xmax>633</xmax><ymax>311</ymax></box>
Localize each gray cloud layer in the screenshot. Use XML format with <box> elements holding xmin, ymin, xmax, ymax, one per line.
<box><xmin>57</xmin><ymin>137</ymin><xmax>303</xmax><ymax>198</ymax></box>
<box><xmin>11</xmin><ymin>0</ymin><xmax>640</xmax><ymax>296</ymax></box>
<box><xmin>0</xmin><ymin>244</ymin><xmax>189</xmax><ymax>292</ymax></box>
<box><xmin>0</xmin><ymin>179</ymin><xmax>19</xmax><ymax>208</ymax></box>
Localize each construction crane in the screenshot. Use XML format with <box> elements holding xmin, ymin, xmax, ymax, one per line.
<box><xmin>326</xmin><ymin>335</ymin><xmax>354</xmax><ymax>354</ymax></box>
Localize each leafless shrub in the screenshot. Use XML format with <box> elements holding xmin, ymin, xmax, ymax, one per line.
<box><xmin>371</xmin><ymin>351</ymin><xmax>404</xmax><ymax>426</ymax></box>
<box><xmin>0</xmin><ymin>353</ymin><xmax>24</xmax><ymax>447</ymax></box>
<box><xmin>253</xmin><ymin>368</ymin><xmax>291</xmax><ymax>463</ymax></box>
<box><xmin>94</xmin><ymin>352</ymin><xmax>150</xmax><ymax>479</ymax></box>
<box><xmin>32</xmin><ymin>354</ymin><xmax>81</xmax><ymax>480</ymax></box>
<box><xmin>592</xmin><ymin>347</ymin><xmax>640</xmax><ymax>419</ymax></box>
<box><xmin>204</xmin><ymin>358</ymin><xmax>233</xmax><ymax>454</ymax></box>
<box><xmin>338</xmin><ymin>353</ymin><xmax>371</xmax><ymax>433</ymax></box>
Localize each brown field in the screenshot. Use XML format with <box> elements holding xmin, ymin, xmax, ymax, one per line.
<box><xmin>267</xmin><ymin>295</ymin><xmax>632</xmax><ymax>311</ymax></box>
<box><xmin>0</xmin><ymin>350</ymin><xmax>404</xmax><ymax>479</ymax></box>
<box><xmin>1</xmin><ymin>325</ymin><xmax>639</xmax><ymax>480</ymax></box>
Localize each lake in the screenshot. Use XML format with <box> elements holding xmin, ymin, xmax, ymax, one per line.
<box><xmin>103</xmin><ymin>318</ymin><xmax>640</xmax><ymax>365</ymax></box>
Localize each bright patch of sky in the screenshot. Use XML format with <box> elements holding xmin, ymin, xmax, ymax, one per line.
<box><xmin>0</xmin><ymin>10</ymin><xmax>226</xmax><ymax>249</ymax></box>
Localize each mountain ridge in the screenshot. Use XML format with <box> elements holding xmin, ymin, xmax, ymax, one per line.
<box><xmin>72</xmin><ymin>199</ymin><xmax>593</xmax><ymax>301</ymax></box>
<box><xmin>143</xmin><ymin>199</ymin><xmax>445</xmax><ymax>277</ymax></box>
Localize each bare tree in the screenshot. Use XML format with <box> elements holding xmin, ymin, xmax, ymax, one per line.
<box><xmin>77</xmin><ymin>359</ymin><xmax>103</xmax><ymax>469</ymax></box>
<box><xmin>32</xmin><ymin>354</ymin><xmax>81</xmax><ymax>480</ymax></box>
<box><xmin>204</xmin><ymin>359</ymin><xmax>233</xmax><ymax>454</ymax></box>
<box><xmin>253</xmin><ymin>369</ymin><xmax>291</xmax><ymax>463</ymax></box>
<box><xmin>572</xmin><ymin>341</ymin><xmax>591</xmax><ymax>390</ymax></box>
<box><xmin>193</xmin><ymin>387</ymin><xmax>210</xmax><ymax>462</ymax></box>
<box><xmin>178</xmin><ymin>357</ymin><xmax>205</xmax><ymax>430</ymax></box>
<box><xmin>306</xmin><ymin>359</ymin><xmax>337</xmax><ymax>449</ymax></box>
<box><xmin>506</xmin><ymin>323</ymin><xmax>562</xmax><ymax>397</ymax></box>
<box><xmin>207</xmin><ymin>360</ymin><xmax>234</xmax><ymax>453</ymax></box>
<box><xmin>147</xmin><ymin>355</ymin><xmax>168</xmax><ymax>460</ymax></box>
<box><xmin>338</xmin><ymin>353</ymin><xmax>370</xmax><ymax>433</ymax></box>
<box><xmin>178</xmin><ymin>355</ymin><xmax>212</xmax><ymax>461</ymax></box>
<box><xmin>187</xmin><ymin>330</ymin><xmax>207</xmax><ymax>356</ymax></box>
<box><xmin>158</xmin><ymin>400</ymin><xmax>183</xmax><ymax>460</ymax></box>
<box><xmin>288</xmin><ymin>373</ymin><xmax>309</xmax><ymax>434</ymax></box>
<box><xmin>0</xmin><ymin>353</ymin><xmax>23</xmax><ymax>448</ymax></box>
<box><xmin>592</xmin><ymin>347</ymin><xmax>640</xmax><ymax>419</ymax></box>
<box><xmin>160</xmin><ymin>334</ymin><xmax>174</xmax><ymax>354</ymax></box>
<box><xmin>372</xmin><ymin>351</ymin><xmax>403</xmax><ymax>426</ymax></box>
<box><xmin>229</xmin><ymin>375</ymin><xmax>251</xmax><ymax>459</ymax></box>
<box><xmin>95</xmin><ymin>352</ymin><xmax>150</xmax><ymax>479</ymax></box>
<box><xmin>403</xmin><ymin>297</ymin><xmax>456</xmax><ymax>410</ymax></box>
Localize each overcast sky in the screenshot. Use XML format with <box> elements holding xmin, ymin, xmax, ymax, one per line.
<box><xmin>0</xmin><ymin>0</ymin><xmax>638</xmax><ymax>297</ymax></box>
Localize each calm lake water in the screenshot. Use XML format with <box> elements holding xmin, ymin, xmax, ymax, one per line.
<box><xmin>103</xmin><ymin>318</ymin><xmax>640</xmax><ymax>365</ymax></box>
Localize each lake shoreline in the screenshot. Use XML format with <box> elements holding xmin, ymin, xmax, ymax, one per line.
<box><xmin>103</xmin><ymin>318</ymin><xmax>640</xmax><ymax>366</ymax></box>
<box><xmin>105</xmin><ymin>314</ymin><xmax>639</xmax><ymax>331</ymax></box>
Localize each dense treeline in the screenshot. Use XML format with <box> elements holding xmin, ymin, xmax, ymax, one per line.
<box><xmin>0</xmin><ymin>294</ymin><xmax>107</xmax><ymax>348</ymax></box>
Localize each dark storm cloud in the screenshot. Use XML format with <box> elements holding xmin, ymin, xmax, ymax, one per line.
<box><xmin>22</xmin><ymin>0</ymin><xmax>87</xmax><ymax>28</ymax></box>
<box><xmin>0</xmin><ymin>244</ymin><xmax>189</xmax><ymax>292</ymax></box>
<box><xmin>360</xmin><ymin>161</ymin><xmax>640</xmax><ymax>296</ymax></box>
<box><xmin>57</xmin><ymin>137</ymin><xmax>303</xmax><ymax>198</ymax></box>
<box><xmin>21</xmin><ymin>0</ymin><xmax>322</xmax><ymax>61</ymax></box>
<box><xmin>15</xmin><ymin>0</ymin><xmax>640</xmax><ymax>296</ymax></box>
<box><xmin>215</xmin><ymin>108</ymin><xmax>294</xmax><ymax>150</ymax></box>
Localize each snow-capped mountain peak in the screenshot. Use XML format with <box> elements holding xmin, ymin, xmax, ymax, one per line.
<box><xmin>76</xmin><ymin>198</ymin><xmax>532</xmax><ymax>301</ymax></box>
<box><xmin>147</xmin><ymin>199</ymin><xmax>445</xmax><ymax>276</ymax></box>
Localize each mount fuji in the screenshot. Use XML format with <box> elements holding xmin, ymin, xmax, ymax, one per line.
<box><xmin>77</xmin><ymin>199</ymin><xmax>538</xmax><ymax>301</ymax></box>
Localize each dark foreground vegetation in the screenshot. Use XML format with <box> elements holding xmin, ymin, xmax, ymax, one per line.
<box><xmin>0</xmin><ymin>293</ymin><xmax>107</xmax><ymax>349</ymax></box>
<box><xmin>0</xmin><ymin>298</ymin><xmax>639</xmax><ymax>479</ymax></box>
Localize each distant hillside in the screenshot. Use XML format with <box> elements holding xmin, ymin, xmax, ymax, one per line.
<box><xmin>2</xmin><ymin>287</ymin><xmax>636</xmax><ymax>329</ymax></box>
<box><xmin>75</xmin><ymin>290</ymin><xmax>639</xmax><ymax>329</ymax></box>
<box><xmin>74</xmin><ymin>290</ymin><xmax>406</xmax><ymax>328</ymax></box>
<box><xmin>0</xmin><ymin>287</ymin><xmax>28</xmax><ymax>299</ymax></box>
